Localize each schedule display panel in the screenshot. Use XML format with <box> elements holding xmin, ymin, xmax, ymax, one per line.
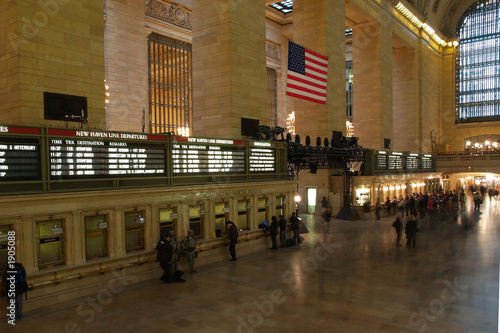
<box><xmin>172</xmin><ymin>137</ymin><xmax>246</xmax><ymax>174</ymax></box>
<box><xmin>0</xmin><ymin>126</ymin><xmax>41</xmax><ymax>181</ymax></box>
<box><xmin>48</xmin><ymin>129</ymin><xmax>166</xmax><ymax>179</ymax></box>
<box><xmin>249</xmin><ymin>142</ymin><xmax>276</xmax><ymax>172</ymax></box>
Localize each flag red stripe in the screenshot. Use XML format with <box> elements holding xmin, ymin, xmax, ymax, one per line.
<box><xmin>306</xmin><ymin>64</ymin><xmax>328</xmax><ymax>77</ymax></box>
<box><xmin>305</xmin><ymin>49</ymin><xmax>328</xmax><ymax>61</ymax></box>
<box><xmin>287</xmin><ymin>83</ymin><xmax>327</xmax><ymax>98</ymax></box>
<box><xmin>286</xmin><ymin>91</ymin><xmax>326</xmax><ymax>104</ymax></box>
<box><xmin>305</xmin><ymin>55</ymin><xmax>329</xmax><ymax>69</ymax></box>
<box><xmin>288</xmin><ymin>74</ymin><xmax>327</xmax><ymax>90</ymax></box>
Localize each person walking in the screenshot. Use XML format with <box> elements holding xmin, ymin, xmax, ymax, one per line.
<box><xmin>392</xmin><ymin>214</ymin><xmax>403</xmax><ymax>246</ymax></box>
<box><xmin>405</xmin><ymin>214</ymin><xmax>418</xmax><ymax>248</ymax></box>
<box><xmin>226</xmin><ymin>221</ymin><xmax>239</xmax><ymax>261</ymax></box>
<box><xmin>181</xmin><ymin>229</ymin><xmax>197</xmax><ymax>274</ymax></box>
<box><xmin>322</xmin><ymin>207</ymin><xmax>332</xmax><ymax>234</ymax></box>
<box><xmin>269</xmin><ymin>216</ymin><xmax>279</xmax><ymax>250</ymax></box>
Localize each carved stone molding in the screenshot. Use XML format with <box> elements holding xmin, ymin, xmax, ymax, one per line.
<box><xmin>266</xmin><ymin>41</ymin><xmax>280</xmax><ymax>61</ymax></box>
<box><xmin>146</xmin><ymin>0</ymin><xmax>192</xmax><ymax>31</ymax></box>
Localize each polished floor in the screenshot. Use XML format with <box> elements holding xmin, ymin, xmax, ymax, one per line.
<box><xmin>3</xmin><ymin>197</ymin><xmax>499</xmax><ymax>333</ymax></box>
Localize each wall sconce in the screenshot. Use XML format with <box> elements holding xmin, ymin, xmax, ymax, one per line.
<box><xmin>245</xmin><ymin>201</ymin><xmax>252</xmax><ymax>209</ymax></box>
<box><xmin>51</xmin><ymin>216</ymin><xmax>63</xmax><ymax>235</ymax></box>
<box><xmin>294</xmin><ymin>194</ymin><xmax>301</xmax><ymax>203</ymax></box>
<box><xmin>134</xmin><ymin>208</ymin><xmax>145</xmax><ymax>224</ymax></box>
<box><xmin>170</xmin><ymin>211</ymin><xmax>179</xmax><ymax>219</ymax></box>
<box><xmin>283</xmin><ymin>199</ymin><xmax>288</xmax><ymax>204</ymax></box>
<box><xmin>198</xmin><ymin>204</ymin><xmax>206</xmax><ymax>216</ymax></box>
<box><xmin>222</xmin><ymin>204</ymin><xmax>230</xmax><ymax>213</ymax></box>
<box><xmin>265</xmin><ymin>200</ymin><xmax>271</xmax><ymax>207</ymax></box>
<box><xmin>97</xmin><ymin>212</ymin><xmax>108</xmax><ymax>229</ymax></box>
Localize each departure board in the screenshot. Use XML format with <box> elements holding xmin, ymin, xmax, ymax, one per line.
<box><xmin>172</xmin><ymin>137</ymin><xmax>246</xmax><ymax>174</ymax></box>
<box><xmin>249</xmin><ymin>142</ymin><xmax>275</xmax><ymax>172</ymax></box>
<box><xmin>0</xmin><ymin>137</ymin><xmax>41</xmax><ymax>181</ymax></box>
<box><xmin>388</xmin><ymin>155</ymin><xmax>403</xmax><ymax>170</ymax></box>
<box><xmin>0</xmin><ymin>126</ymin><xmax>42</xmax><ymax>181</ymax></box>
<box><xmin>48</xmin><ymin>129</ymin><xmax>166</xmax><ymax>179</ymax></box>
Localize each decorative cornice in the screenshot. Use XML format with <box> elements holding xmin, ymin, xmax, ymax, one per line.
<box><xmin>145</xmin><ymin>0</ymin><xmax>192</xmax><ymax>31</ymax></box>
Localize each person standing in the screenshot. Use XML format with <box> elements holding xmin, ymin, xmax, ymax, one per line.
<box><xmin>269</xmin><ymin>216</ymin><xmax>279</xmax><ymax>250</ymax></box>
<box><xmin>181</xmin><ymin>229</ymin><xmax>197</xmax><ymax>274</ymax></box>
<box><xmin>278</xmin><ymin>215</ymin><xmax>287</xmax><ymax>248</ymax></box>
<box><xmin>405</xmin><ymin>214</ymin><xmax>418</xmax><ymax>248</ymax></box>
<box><xmin>156</xmin><ymin>233</ymin><xmax>173</xmax><ymax>283</ymax></box>
<box><xmin>290</xmin><ymin>212</ymin><xmax>301</xmax><ymax>244</ymax></box>
<box><xmin>169</xmin><ymin>230</ymin><xmax>179</xmax><ymax>274</ymax></box>
<box><xmin>226</xmin><ymin>221</ymin><xmax>239</xmax><ymax>261</ymax></box>
<box><xmin>473</xmin><ymin>192</ymin><xmax>482</xmax><ymax>210</ymax></box>
<box><xmin>392</xmin><ymin>214</ymin><xmax>403</xmax><ymax>246</ymax></box>
<box><xmin>2</xmin><ymin>262</ymin><xmax>28</xmax><ymax>320</ymax></box>
<box><xmin>375</xmin><ymin>197</ymin><xmax>381</xmax><ymax>220</ymax></box>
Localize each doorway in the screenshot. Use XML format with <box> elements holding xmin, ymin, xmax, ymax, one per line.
<box><xmin>306</xmin><ymin>187</ymin><xmax>317</xmax><ymax>214</ymax></box>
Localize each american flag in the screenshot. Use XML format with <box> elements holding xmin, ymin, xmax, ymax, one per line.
<box><xmin>286</xmin><ymin>41</ymin><xmax>329</xmax><ymax>104</ymax></box>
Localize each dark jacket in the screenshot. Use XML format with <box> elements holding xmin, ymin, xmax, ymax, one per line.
<box><xmin>227</xmin><ymin>224</ymin><xmax>239</xmax><ymax>242</ymax></box>
<box><xmin>270</xmin><ymin>218</ymin><xmax>279</xmax><ymax>235</ymax></box>
<box><xmin>156</xmin><ymin>238</ymin><xmax>173</xmax><ymax>264</ymax></box>
<box><xmin>290</xmin><ymin>215</ymin><xmax>300</xmax><ymax>231</ymax></box>
<box><xmin>405</xmin><ymin>219</ymin><xmax>418</xmax><ymax>236</ymax></box>
<box><xmin>278</xmin><ymin>217</ymin><xmax>287</xmax><ymax>232</ymax></box>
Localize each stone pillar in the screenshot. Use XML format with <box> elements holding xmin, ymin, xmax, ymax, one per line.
<box><xmin>0</xmin><ymin>0</ymin><xmax>105</xmax><ymax>127</ymax></box>
<box><xmin>192</xmin><ymin>0</ymin><xmax>267</xmax><ymax>139</ymax></box>
<box><xmin>352</xmin><ymin>21</ymin><xmax>393</xmax><ymax>150</ymax></box>
<box><xmin>393</xmin><ymin>46</ymin><xmax>418</xmax><ymax>152</ymax></box>
<box><xmin>292</xmin><ymin>0</ymin><xmax>346</xmax><ymax>139</ymax></box>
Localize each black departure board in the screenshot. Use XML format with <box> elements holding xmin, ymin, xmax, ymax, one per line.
<box><xmin>249</xmin><ymin>142</ymin><xmax>275</xmax><ymax>172</ymax></box>
<box><xmin>388</xmin><ymin>155</ymin><xmax>403</xmax><ymax>170</ymax></box>
<box><xmin>0</xmin><ymin>137</ymin><xmax>41</xmax><ymax>181</ymax></box>
<box><xmin>0</xmin><ymin>126</ymin><xmax>42</xmax><ymax>181</ymax></box>
<box><xmin>48</xmin><ymin>129</ymin><xmax>166</xmax><ymax>179</ymax></box>
<box><xmin>172</xmin><ymin>137</ymin><xmax>246</xmax><ymax>174</ymax></box>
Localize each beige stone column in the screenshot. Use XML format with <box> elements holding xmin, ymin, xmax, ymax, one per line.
<box><xmin>352</xmin><ymin>21</ymin><xmax>393</xmax><ymax>150</ymax></box>
<box><xmin>0</xmin><ymin>0</ymin><xmax>105</xmax><ymax>127</ymax></box>
<box><xmin>192</xmin><ymin>0</ymin><xmax>267</xmax><ymax>139</ymax></box>
<box><xmin>291</xmin><ymin>0</ymin><xmax>346</xmax><ymax>139</ymax></box>
<box><xmin>393</xmin><ymin>46</ymin><xmax>418</xmax><ymax>152</ymax></box>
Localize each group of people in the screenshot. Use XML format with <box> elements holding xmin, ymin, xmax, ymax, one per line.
<box><xmin>375</xmin><ymin>189</ymin><xmax>473</xmax><ymax>222</ymax></box>
<box><xmin>267</xmin><ymin>212</ymin><xmax>302</xmax><ymax>250</ymax></box>
<box><xmin>392</xmin><ymin>213</ymin><xmax>418</xmax><ymax>248</ymax></box>
<box><xmin>156</xmin><ymin>221</ymin><xmax>240</xmax><ymax>284</ymax></box>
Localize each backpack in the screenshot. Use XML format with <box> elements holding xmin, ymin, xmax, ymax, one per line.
<box><xmin>14</xmin><ymin>264</ymin><xmax>29</xmax><ymax>298</ymax></box>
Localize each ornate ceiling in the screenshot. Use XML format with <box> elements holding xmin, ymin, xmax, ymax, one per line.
<box><xmin>266</xmin><ymin>0</ymin><xmax>480</xmax><ymax>38</ymax></box>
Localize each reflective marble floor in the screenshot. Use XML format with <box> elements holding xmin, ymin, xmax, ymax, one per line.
<box><xmin>3</xmin><ymin>197</ymin><xmax>499</xmax><ymax>333</ymax></box>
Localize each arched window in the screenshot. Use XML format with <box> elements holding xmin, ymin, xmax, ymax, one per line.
<box><xmin>456</xmin><ymin>0</ymin><xmax>500</xmax><ymax>123</ymax></box>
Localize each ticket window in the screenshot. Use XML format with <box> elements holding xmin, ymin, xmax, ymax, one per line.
<box><xmin>37</xmin><ymin>219</ymin><xmax>64</xmax><ymax>269</ymax></box>
<box><xmin>275</xmin><ymin>195</ymin><xmax>285</xmax><ymax>217</ymax></box>
<box><xmin>214</xmin><ymin>202</ymin><xmax>227</xmax><ymax>237</ymax></box>
<box><xmin>189</xmin><ymin>205</ymin><xmax>202</xmax><ymax>238</ymax></box>
<box><xmin>355</xmin><ymin>187</ymin><xmax>371</xmax><ymax>206</ymax></box>
<box><xmin>0</xmin><ymin>225</ymin><xmax>12</xmax><ymax>275</ymax></box>
<box><xmin>257</xmin><ymin>198</ymin><xmax>266</xmax><ymax>224</ymax></box>
<box><xmin>125</xmin><ymin>211</ymin><xmax>144</xmax><ymax>253</ymax></box>
<box><xmin>85</xmin><ymin>215</ymin><xmax>107</xmax><ymax>260</ymax></box>
<box><xmin>159</xmin><ymin>208</ymin><xmax>175</xmax><ymax>237</ymax></box>
<box><xmin>237</xmin><ymin>200</ymin><xmax>248</xmax><ymax>230</ymax></box>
